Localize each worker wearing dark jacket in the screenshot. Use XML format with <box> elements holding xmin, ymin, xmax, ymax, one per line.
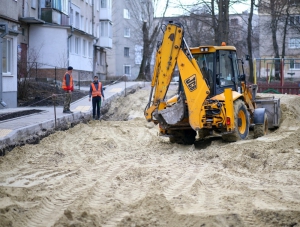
<box><xmin>62</xmin><ymin>66</ymin><xmax>74</xmax><ymax>113</ymax></box>
<box><xmin>89</xmin><ymin>76</ymin><xmax>105</xmax><ymax>120</ymax></box>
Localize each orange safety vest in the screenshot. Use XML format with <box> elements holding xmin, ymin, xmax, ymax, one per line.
<box><xmin>62</xmin><ymin>72</ymin><xmax>74</xmax><ymax>91</ymax></box>
<box><xmin>91</xmin><ymin>82</ymin><xmax>102</xmax><ymax>97</ymax></box>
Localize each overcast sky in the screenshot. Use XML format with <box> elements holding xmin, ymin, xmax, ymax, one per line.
<box><xmin>155</xmin><ymin>0</ymin><xmax>252</xmax><ymax>17</ymax></box>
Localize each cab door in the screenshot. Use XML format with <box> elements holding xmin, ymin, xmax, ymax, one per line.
<box><xmin>215</xmin><ymin>50</ymin><xmax>237</xmax><ymax>95</ymax></box>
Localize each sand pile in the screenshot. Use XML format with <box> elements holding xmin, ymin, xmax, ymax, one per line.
<box><xmin>0</xmin><ymin>87</ymin><xmax>299</xmax><ymax>227</ymax></box>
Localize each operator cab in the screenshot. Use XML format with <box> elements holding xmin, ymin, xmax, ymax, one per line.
<box><xmin>190</xmin><ymin>45</ymin><xmax>242</xmax><ymax>97</ymax></box>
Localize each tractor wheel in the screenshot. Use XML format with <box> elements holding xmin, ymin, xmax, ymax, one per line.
<box><xmin>254</xmin><ymin>113</ymin><xmax>268</xmax><ymax>138</ymax></box>
<box><xmin>222</xmin><ymin>99</ymin><xmax>249</xmax><ymax>142</ymax></box>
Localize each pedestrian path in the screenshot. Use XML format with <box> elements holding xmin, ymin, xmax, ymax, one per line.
<box><xmin>0</xmin><ymin>81</ymin><xmax>146</xmax><ymax>154</ymax></box>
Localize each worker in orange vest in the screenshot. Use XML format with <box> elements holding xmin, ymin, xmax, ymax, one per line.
<box><xmin>62</xmin><ymin>66</ymin><xmax>74</xmax><ymax>113</ymax></box>
<box><xmin>89</xmin><ymin>75</ymin><xmax>105</xmax><ymax>120</ymax></box>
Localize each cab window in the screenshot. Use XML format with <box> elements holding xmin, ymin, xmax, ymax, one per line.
<box><xmin>216</xmin><ymin>50</ymin><xmax>235</xmax><ymax>87</ymax></box>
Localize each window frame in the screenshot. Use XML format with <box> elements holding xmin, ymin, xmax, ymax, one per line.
<box><xmin>289</xmin><ymin>37</ymin><xmax>300</xmax><ymax>49</ymax></box>
<box><xmin>75</xmin><ymin>36</ymin><xmax>81</xmax><ymax>55</ymax></box>
<box><xmin>82</xmin><ymin>39</ymin><xmax>87</xmax><ymax>57</ymax></box>
<box><xmin>124</xmin><ymin>47</ymin><xmax>130</xmax><ymax>57</ymax></box>
<box><xmin>124</xmin><ymin>9</ymin><xmax>130</xmax><ymax>19</ymax></box>
<box><xmin>101</xmin><ymin>0</ymin><xmax>107</xmax><ymax>8</ymax></box>
<box><xmin>2</xmin><ymin>37</ymin><xmax>13</xmax><ymax>75</ymax></box>
<box><xmin>124</xmin><ymin>65</ymin><xmax>131</xmax><ymax>76</ymax></box>
<box><xmin>124</xmin><ymin>28</ymin><xmax>130</xmax><ymax>37</ymax></box>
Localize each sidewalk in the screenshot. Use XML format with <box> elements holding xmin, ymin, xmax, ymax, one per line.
<box><xmin>0</xmin><ymin>81</ymin><xmax>146</xmax><ymax>155</ymax></box>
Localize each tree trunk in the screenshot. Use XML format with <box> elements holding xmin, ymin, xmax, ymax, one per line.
<box><xmin>270</xmin><ymin>0</ymin><xmax>280</xmax><ymax>80</ymax></box>
<box><xmin>136</xmin><ymin>21</ymin><xmax>159</xmax><ymax>81</ymax></box>
<box><xmin>247</xmin><ymin>0</ymin><xmax>255</xmax><ymax>83</ymax></box>
<box><xmin>217</xmin><ymin>0</ymin><xmax>229</xmax><ymax>44</ymax></box>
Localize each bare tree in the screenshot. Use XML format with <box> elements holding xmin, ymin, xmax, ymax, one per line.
<box><xmin>174</xmin><ymin>0</ymin><xmax>249</xmax><ymax>45</ymax></box>
<box><xmin>123</xmin><ymin>0</ymin><xmax>170</xmax><ymax>81</ymax></box>
<box><xmin>247</xmin><ymin>0</ymin><xmax>256</xmax><ymax>83</ymax></box>
<box><xmin>259</xmin><ymin>0</ymin><xmax>290</xmax><ymax>80</ymax></box>
<box><xmin>17</xmin><ymin>45</ymin><xmax>43</xmax><ymax>100</ymax></box>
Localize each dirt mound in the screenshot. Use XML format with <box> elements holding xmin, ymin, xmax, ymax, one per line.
<box><xmin>0</xmin><ymin>88</ymin><xmax>299</xmax><ymax>227</ymax></box>
<box><xmin>18</xmin><ymin>81</ymin><xmax>88</xmax><ymax>107</ymax></box>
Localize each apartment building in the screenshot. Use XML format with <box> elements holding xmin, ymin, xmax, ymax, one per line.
<box><xmin>106</xmin><ymin>0</ymin><xmax>154</xmax><ymax>80</ymax></box>
<box><xmin>0</xmin><ymin>0</ymin><xmax>112</xmax><ymax>109</ymax></box>
<box><xmin>258</xmin><ymin>0</ymin><xmax>300</xmax><ymax>79</ymax></box>
<box><xmin>0</xmin><ymin>0</ymin><xmax>20</xmax><ymax>108</ymax></box>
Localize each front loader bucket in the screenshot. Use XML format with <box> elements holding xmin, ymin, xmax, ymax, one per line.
<box><xmin>255</xmin><ymin>97</ymin><xmax>281</xmax><ymax>128</ymax></box>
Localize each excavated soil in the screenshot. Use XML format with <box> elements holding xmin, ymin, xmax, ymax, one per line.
<box><xmin>0</xmin><ymin>86</ymin><xmax>300</xmax><ymax>227</ymax></box>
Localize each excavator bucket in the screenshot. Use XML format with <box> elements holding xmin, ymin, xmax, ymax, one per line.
<box><xmin>255</xmin><ymin>97</ymin><xmax>281</xmax><ymax>128</ymax></box>
<box><xmin>158</xmin><ymin>95</ymin><xmax>185</xmax><ymax>125</ymax></box>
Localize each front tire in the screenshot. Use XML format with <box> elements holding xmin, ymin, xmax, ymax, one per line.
<box><xmin>254</xmin><ymin>113</ymin><xmax>268</xmax><ymax>138</ymax></box>
<box><xmin>222</xmin><ymin>99</ymin><xmax>249</xmax><ymax>142</ymax></box>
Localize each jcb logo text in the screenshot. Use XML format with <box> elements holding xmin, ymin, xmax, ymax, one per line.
<box><xmin>185</xmin><ymin>75</ymin><xmax>197</xmax><ymax>92</ymax></box>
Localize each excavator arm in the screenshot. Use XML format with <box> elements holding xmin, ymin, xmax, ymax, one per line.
<box><xmin>144</xmin><ymin>23</ymin><xmax>210</xmax><ymax>130</ymax></box>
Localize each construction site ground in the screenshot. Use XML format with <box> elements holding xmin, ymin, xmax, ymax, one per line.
<box><xmin>0</xmin><ymin>84</ymin><xmax>300</xmax><ymax>227</ymax></box>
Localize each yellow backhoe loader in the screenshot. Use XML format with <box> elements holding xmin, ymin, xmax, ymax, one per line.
<box><xmin>144</xmin><ymin>22</ymin><xmax>280</xmax><ymax>144</ymax></box>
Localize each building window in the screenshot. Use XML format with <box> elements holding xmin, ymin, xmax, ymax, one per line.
<box><xmin>230</xmin><ymin>18</ymin><xmax>238</xmax><ymax>26</ymax></box>
<box><xmin>83</xmin><ymin>39</ymin><xmax>86</xmax><ymax>56</ymax></box>
<box><xmin>81</xmin><ymin>15</ymin><xmax>84</xmax><ymax>30</ymax></box>
<box><xmin>124</xmin><ymin>9</ymin><xmax>130</xmax><ymax>19</ymax></box>
<box><xmin>96</xmin><ymin>0</ymin><xmax>100</xmax><ymax>10</ymax></box>
<box><xmin>101</xmin><ymin>0</ymin><xmax>107</xmax><ymax>8</ymax></box>
<box><xmin>53</xmin><ymin>0</ymin><xmax>68</xmax><ymax>14</ymax></box>
<box><xmin>100</xmin><ymin>21</ymin><xmax>108</xmax><ymax>36</ymax></box>
<box><xmin>75</xmin><ymin>37</ymin><xmax>80</xmax><ymax>54</ymax></box>
<box><xmin>90</xmin><ymin>20</ymin><xmax>92</xmax><ymax>34</ymax></box>
<box><xmin>75</xmin><ymin>12</ymin><xmax>80</xmax><ymax>29</ymax></box>
<box><xmin>2</xmin><ymin>38</ymin><xmax>12</xmax><ymax>74</ymax></box>
<box><xmin>124</xmin><ymin>28</ymin><xmax>130</xmax><ymax>37</ymax></box>
<box><xmin>89</xmin><ymin>41</ymin><xmax>92</xmax><ymax>58</ymax></box>
<box><xmin>86</xmin><ymin>18</ymin><xmax>88</xmax><ymax>33</ymax></box>
<box><xmin>69</xmin><ymin>36</ymin><xmax>73</xmax><ymax>53</ymax></box>
<box><xmin>124</xmin><ymin>47</ymin><xmax>130</xmax><ymax>57</ymax></box>
<box><xmin>289</xmin><ymin>0</ymin><xmax>300</xmax><ymax>5</ymax></box>
<box><xmin>31</xmin><ymin>0</ymin><xmax>36</xmax><ymax>9</ymax></box>
<box><xmin>124</xmin><ymin>65</ymin><xmax>131</xmax><ymax>76</ymax></box>
<box><xmin>289</xmin><ymin>15</ymin><xmax>300</xmax><ymax>25</ymax></box>
<box><xmin>290</xmin><ymin>59</ymin><xmax>300</xmax><ymax>69</ymax></box>
<box><xmin>289</xmin><ymin>38</ymin><xmax>300</xmax><ymax>48</ymax></box>
<box><xmin>135</xmin><ymin>45</ymin><xmax>143</xmax><ymax>64</ymax></box>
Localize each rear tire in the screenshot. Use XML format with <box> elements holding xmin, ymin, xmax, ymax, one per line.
<box><xmin>222</xmin><ymin>99</ymin><xmax>249</xmax><ymax>142</ymax></box>
<box><xmin>254</xmin><ymin>113</ymin><xmax>268</xmax><ymax>138</ymax></box>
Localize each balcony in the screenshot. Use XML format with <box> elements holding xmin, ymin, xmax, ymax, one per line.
<box><xmin>99</xmin><ymin>8</ymin><xmax>112</xmax><ymax>21</ymax></box>
<box><xmin>41</xmin><ymin>8</ymin><xmax>69</xmax><ymax>25</ymax></box>
<box><xmin>99</xmin><ymin>36</ymin><xmax>112</xmax><ymax>49</ymax></box>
